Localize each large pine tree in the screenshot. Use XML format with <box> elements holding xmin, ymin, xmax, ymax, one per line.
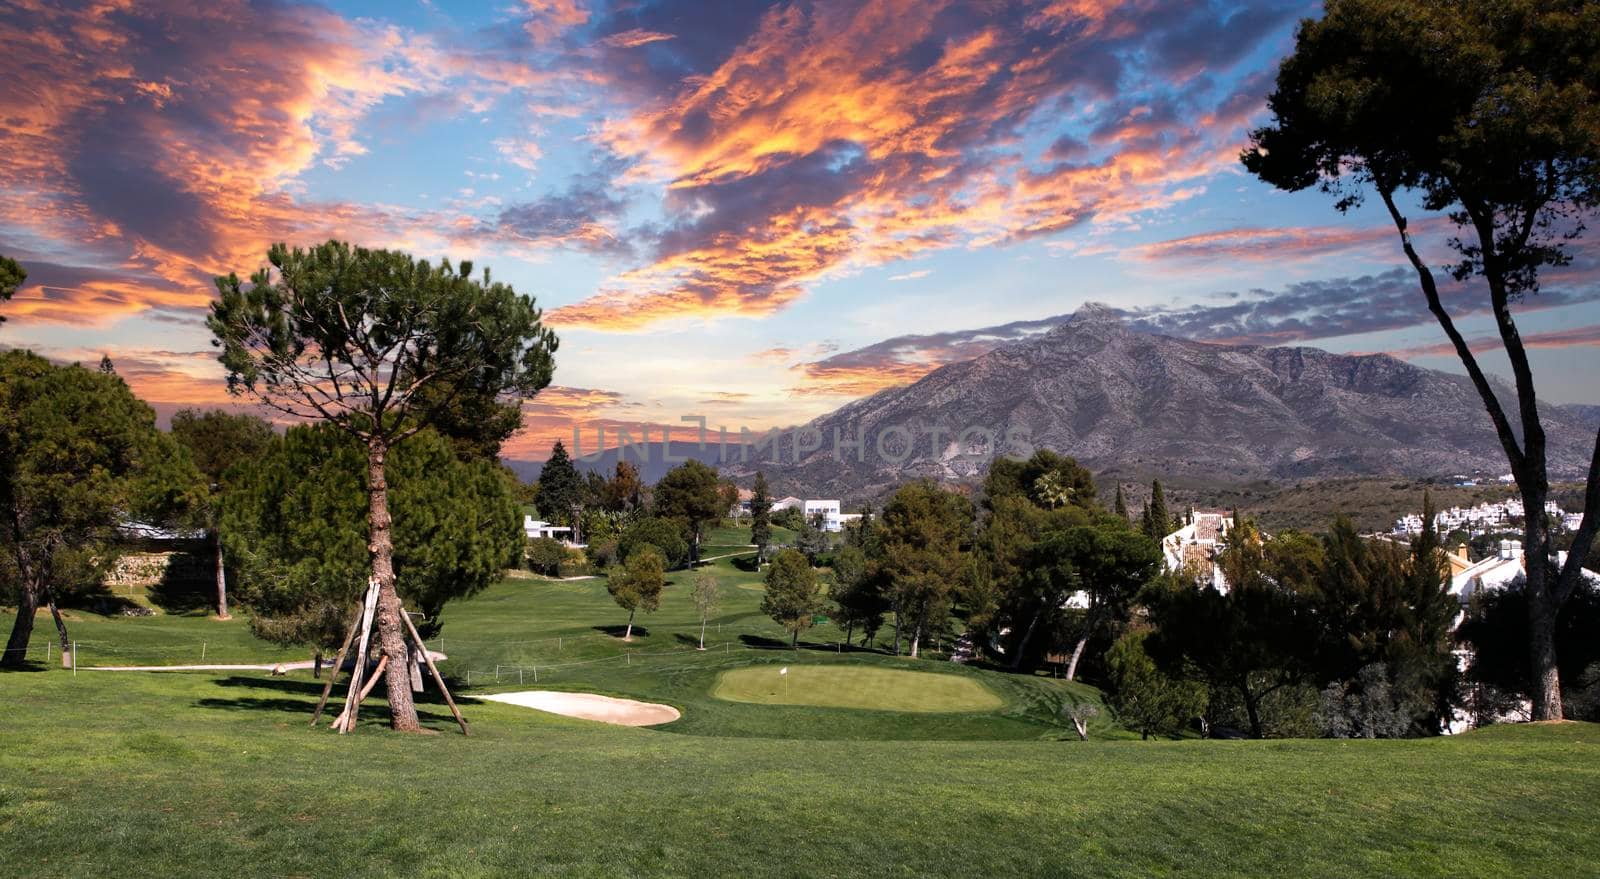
<box><xmin>1242</xmin><ymin>0</ymin><xmax>1600</xmax><ymax>720</ymax></box>
<box><xmin>210</xmin><ymin>241</ymin><xmax>556</xmax><ymax>732</ymax></box>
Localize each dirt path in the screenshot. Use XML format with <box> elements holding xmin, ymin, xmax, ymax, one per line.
<box><xmin>88</xmin><ymin>650</ymin><xmax>447</xmax><ymax>672</ymax></box>
<box><xmin>695</xmin><ymin>549</ymin><xmax>757</xmax><ymax>563</ymax></box>
<box><xmin>478</xmin><ymin>690</ymin><xmax>680</xmax><ymax>726</ymax></box>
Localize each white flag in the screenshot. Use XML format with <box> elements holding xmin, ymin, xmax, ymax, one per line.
<box><xmin>779</xmin><ymin>667</ymin><xmax>789</xmax><ymax>675</ymax></box>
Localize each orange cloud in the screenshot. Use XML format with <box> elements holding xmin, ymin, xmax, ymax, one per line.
<box><xmin>521</xmin><ymin>0</ymin><xmax>589</xmax><ymax>44</ymax></box>
<box><xmin>552</xmin><ymin>0</ymin><xmax>1285</xmax><ymax>331</ymax></box>
<box><xmin>0</xmin><ymin>2</ymin><xmax>587</xmax><ymax>328</ymax></box>
<box><xmin>505</xmin><ymin>384</ymin><xmax>638</xmax><ymax>458</ymax></box>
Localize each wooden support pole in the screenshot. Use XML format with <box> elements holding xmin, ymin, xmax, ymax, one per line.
<box><xmin>310</xmin><ymin>606</ymin><xmax>363</xmax><ymax>727</ymax></box>
<box><xmin>357</xmin><ymin>655</ymin><xmax>389</xmax><ymax>702</ymax></box>
<box><xmin>337</xmin><ymin>582</ymin><xmax>381</xmax><ymax>734</ymax></box>
<box><xmin>330</xmin><ymin>654</ymin><xmax>390</xmax><ymax>732</ymax></box>
<box><xmin>399</xmin><ymin>607</ymin><xmax>469</xmax><ymax>736</ymax></box>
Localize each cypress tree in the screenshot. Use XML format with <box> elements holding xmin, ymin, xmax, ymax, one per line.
<box><xmin>1147</xmin><ymin>479</ymin><xmax>1171</xmax><ymax>538</ymax></box>
<box><xmin>535</xmin><ymin>440</ymin><xmax>583</xmax><ymax>527</ymax></box>
<box><xmin>750</xmin><ymin>471</ymin><xmax>772</xmax><ymax>556</ymax></box>
<box><xmin>1114</xmin><ymin>483</ymin><xmax>1129</xmax><ymax>521</ymax></box>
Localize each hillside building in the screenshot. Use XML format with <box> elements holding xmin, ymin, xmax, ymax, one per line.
<box><xmin>1161</xmin><ymin>510</ymin><xmax>1235</xmax><ymax>592</ymax></box>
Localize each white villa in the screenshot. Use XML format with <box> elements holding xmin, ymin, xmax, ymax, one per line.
<box><xmin>803</xmin><ymin>499</ymin><xmax>843</xmax><ymax>532</ymax></box>
<box><xmin>523</xmin><ymin>516</ymin><xmax>581</xmax><ymax>546</ymax></box>
<box><xmin>1161</xmin><ymin>510</ymin><xmax>1235</xmax><ymax>592</ymax></box>
<box><xmin>1449</xmin><ymin>539</ymin><xmax>1600</xmax><ymax>610</ymax></box>
<box><xmin>739</xmin><ymin>495</ymin><xmax>850</xmax><ymax>532</ymax></box>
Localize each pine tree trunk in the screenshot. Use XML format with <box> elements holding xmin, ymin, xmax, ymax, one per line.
<box><xmin>2</xmin><ymin>520</ymin><xmax>40</xmax><ymax>668</ymax></box>
<box><xmin>1064</xmin><ymin>634</ymin><xmax>1089</xmax><ymax>682</ymax></box>
<box><xmin>1011</xmin><ymin>606</ymin><xmax>1044</xmax><ymax>670</ymax></box>
<box><xmin>367</xmin><ymin>438</ymin><xmax>420</xmax><ymax>733</ymax></box>
<box><xmin>1522</xmin><ymin>497</ymin><xmax>1564</xmax><ymax>720</ymax></box>
<box><xmin>1241</xmin><ymin>680</ymin><xmax>1264</xmax><ymax>739</ymax></box>
<box><xmin>844</xmin><ymin>620</ymin><xmax>854</xmax><ymax>650</ymax></box>
<box><xmin>2</xmin><ymin>573</ymin><xmax>37</xmax><ymax>668</ymax></box>
<box><xmin>1527</xmin><ymin>574</ymin><xmax>1563</xmax><ymax>720</ymax></box>
<box><xmin>213</xmin><ymin>530</ymin><xmax>230</xmax><ymax>619</ymax></box>
<box><xmin>625</xmin><ymin>608</ymin><xmax>635</xmax><ymax>641</ymax></box>
<box><xmin>44</xmin><ymin>583</ymin><xmax>70</xmax><ymax>668</ymax></box>
<box><xmin>791</xmin><ymin>629</ymin><xmax>798</xmax><ymax>649</ymax></box>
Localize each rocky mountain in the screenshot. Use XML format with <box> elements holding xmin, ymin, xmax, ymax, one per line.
<box><xmin>726</xmin><ymin>304</ymin><xmax>1598</xmax><ymax>502</ymax></box>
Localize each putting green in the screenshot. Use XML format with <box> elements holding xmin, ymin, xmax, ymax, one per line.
<box><xmin>712</xmin><ymin>664</ymin><xmax>1005</xmax><ymax>713</ymax></box>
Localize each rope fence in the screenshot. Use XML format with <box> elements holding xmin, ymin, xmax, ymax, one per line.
<box><xmin>461</xmin><ymin>638</ymin><xmax>836</xmax><ymax>688</ymax></box>
<box><xmin>11</xmin><ymin>619</ymin><xmax>900</xmax><ymax>679</ymax></box>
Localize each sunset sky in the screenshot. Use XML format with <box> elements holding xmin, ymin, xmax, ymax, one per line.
<box><xmin>3</xmin><ymin>0</ymin><xmax>1598</xmax><ymax>461</ymax></box>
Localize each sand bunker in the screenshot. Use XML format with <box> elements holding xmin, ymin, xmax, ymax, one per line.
<box><xmin>479</xmin><ymin>690</ymin><xmax>680</xmax><ymax>726</ymax></box>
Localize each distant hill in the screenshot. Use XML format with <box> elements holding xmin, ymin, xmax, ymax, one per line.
<box><xmin>717</xmin><ymin>303</ymin><xmax>1597</xmax><ymax>503</ymax></box>
<box><xmin>505</xmin><ymin>440</ymin><xmax>738</xmax><ymax>486</ymax></box>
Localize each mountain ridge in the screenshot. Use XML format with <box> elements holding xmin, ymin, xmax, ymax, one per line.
<box><xmin>715</xmin><ymin>305</ymin><xmax>1597</xmax><ymax>501</ymax></box>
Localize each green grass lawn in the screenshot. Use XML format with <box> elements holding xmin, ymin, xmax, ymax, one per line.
<box><xmin>2</xmin><ymin>670</ymin><xmax>1598</xmax><ymax>878</ymax></box>
<box><xmin>0</xmin><ymin>604</ymin><xmax>304</xmax><ymax>667</ymax></box>
<box><xmin>712</xmin><ymin>664</ymin><xmax>1006</xmax><ymax>712</ymax></box>
<box><xmin>5</xmin><ymin>522</ymin><xmax>1600</xmax><ymax>876</ymax></box>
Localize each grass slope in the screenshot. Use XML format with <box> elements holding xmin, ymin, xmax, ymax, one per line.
<box><xmin>2</xmin><ymin>671</ymin><xmax>1598</xmax><ymax>878</ymax></box>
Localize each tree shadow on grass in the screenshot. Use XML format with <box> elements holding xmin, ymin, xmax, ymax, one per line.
<box><xmin>196</xmin><ymin>674</ymin><xmax>462</xmax><ymax>726</ymax></box>
<box><xmin>592</xmin><ymin>624</ymin><xmax>649</xmax><ymax>639</ymax></box>
<box><xmin>210</xmin><ymin>674</ymin><xmax>324</xmax><ymax>695</ymax></box>
<box><xmin>731</xmin><ymin>555</ymin><xmax>760</xmax><ymax>573</ymax></box>
<box><xmin>738</xmin><ymin>633</ymin><xmax>792</xmax><ymax>650</ymax></box>
<box><xmin>144</xmin><ymin>551</ymin><xmax>215</xmax><ymax>615</ymax></box>
<box><xmin>195</xmin><ymin>696</ymin><xmax>460</xmax><ymax>727</ymax></box>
